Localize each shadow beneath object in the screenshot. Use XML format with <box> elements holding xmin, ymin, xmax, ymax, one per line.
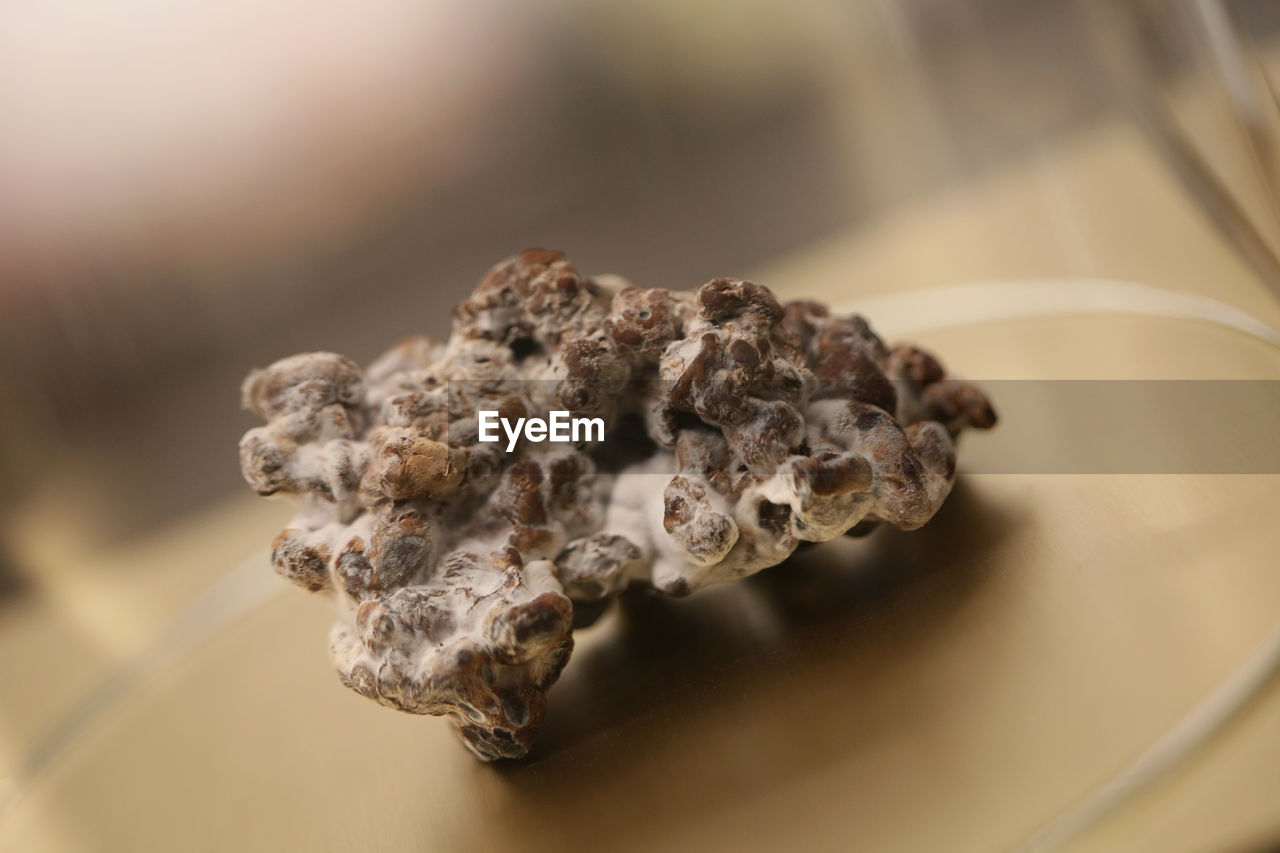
<box><xmin>493</xmin><ymin>478</ymin><xmax>1021</xmax><ymax>811</ymax></box>
<box><xmin>0</xmin><ymin>541</ymin><xmax>30</xmax><ymax>605</ymax></box>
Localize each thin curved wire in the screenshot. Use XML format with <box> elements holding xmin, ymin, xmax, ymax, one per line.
<box><xmin>0</xmin><ymin>551</ymin><xmax>280</xmax><ymax>825</ymax></box>
<box><xmin>841</xmin><ymin>278</ymin><xmax>1280</xmax><ymax>852</ymax></box>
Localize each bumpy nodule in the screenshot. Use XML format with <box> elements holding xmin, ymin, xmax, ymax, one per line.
<box><xmin>238</xmin><ymin>249</ymin><xmax>996</xmax><ymax>760</ymax></box>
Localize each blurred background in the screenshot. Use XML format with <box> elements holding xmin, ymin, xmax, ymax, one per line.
<box><xmin>2</xmin><ymin>1</ymin><xmax>1280</xmax><ymax>851</ymax></box>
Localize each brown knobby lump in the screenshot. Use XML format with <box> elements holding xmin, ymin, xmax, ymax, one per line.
<box><xmin>239</xmin><ymin>248</ymin><xmax>996</xmax><ymax>760</ymax></box>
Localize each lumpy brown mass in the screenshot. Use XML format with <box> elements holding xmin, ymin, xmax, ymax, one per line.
<box><xmin>238</xmin><ymin>249</ymin><xmax>996</xmax><ymax>760</ymax></box>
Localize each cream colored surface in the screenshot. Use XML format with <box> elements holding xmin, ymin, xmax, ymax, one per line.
<box><xmin>0</xmin><ymin>496</ymin><xmax>292</xmax><ymax>779</ymax></box>
<box><xmin>3</xmin><ymin>115</ymin><xmax>1280</xmax><ymax>852</ymax></box>
<box><xmin>759</xmin><ymin>119</ymin><xmax>1280</xmax><ymax>330</ymax></box>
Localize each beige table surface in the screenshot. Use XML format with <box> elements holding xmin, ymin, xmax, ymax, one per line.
<box><xmin>2</xmin><ymin>117</ymin><xmax>1279</xmax><ymax>853</ymax></box>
